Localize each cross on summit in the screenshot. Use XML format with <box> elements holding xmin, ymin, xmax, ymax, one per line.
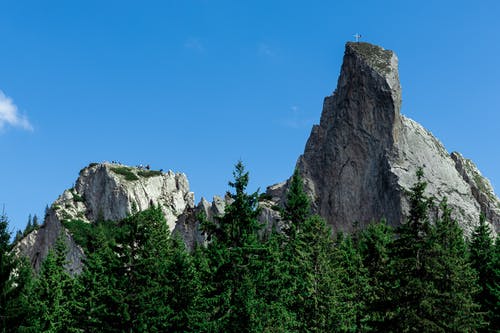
<box><xmin>353</xmin><ymin>33</ymin><xmax>362</xmax><ymax>42</ymax></box>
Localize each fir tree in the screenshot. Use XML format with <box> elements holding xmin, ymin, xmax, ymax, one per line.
<box><xmin>75</xmin><ymin>222</ymin><xmax>123</xmax><ymax>332</ymax></box>
<box><xmin>13</xmin><ymin>230</ymin><xmax>23</xmax><ymax>244</ymax></box>
<box><xmin>355</xmin><ymin>220</ymin><xmax>394</xmax><ymax>331</ymax></box>
<box><xmin>388</xmin><ymin>168</ymin><xmax>483</xmax><ymax>331</ymax></box>
<box><xmin>278</xmin><ymin>169</ymin><xmax>348</xmax><ymax>332</ymax></box>
<box><xmin>23</xmin><ymin>215</ymin><xmax>32</xmax><ymax>237</ymax></box>
<box><xmin>469</xmin><ymin>213</ymin><xmax>498</xmax><ymax>331</ymax></box>
<box><xmin>431</xmin><ymin>199</ymin><xmax>482</xmax><ymax>331</ymax></box>
<box><xmin>198</xmin><ymin>161</ymin><xmax>267</xmax><ymax>332</ymax></box>
<box><xmin>32</xmin><ymin>215</ymin><xmax>39</xmax><ymax>229</ymax></box>
<box><xmin>488</xmin><ymin>238</ymin><xmax>500</xmax><ymax>331</ymax></box>
<box><xmin>23</xmin><ymin>236</ymin><xmax>80</xmax><ymax>332</ymax></box>
<box><xmin>387</xmin><ymin>168</ymin><xmax>442</xmax><ymax>332</ymax></box>
<box><xmin>4</xmin><ymin>257</ymin><xmax>34</xmax><ymax>333</ymax></box>
<box><xmin>77</xmin><ymin>206</ymin><xmax>199</xmax><ymax>332</ymax></box>
<box><xmin>283</xmin><ymin>168</ymin><xmax>310</xmax><ymax>236</ymax></box>
<box><xmin>0</xmin><ymin>211</ymin><xmax>14</xmax><ymax>332</ymax></box>
<box><xmin>333</xmin><ymin>232</ymin><xmax>370</xmax><ymax>332</ymax></box>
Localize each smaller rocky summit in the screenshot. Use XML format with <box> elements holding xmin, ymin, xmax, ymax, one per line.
<box><xmin>68</xmin><ymin>163</ymin><xmax>194</xmax><ymax>229</ymax></box>
<box><xmin>15</xmin><ymin>163</ymin><xmax>197</xmax><ymax>272</ymax></box>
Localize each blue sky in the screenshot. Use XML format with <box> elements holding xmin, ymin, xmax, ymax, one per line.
<box><xmin>1</xmin><ymin>0</ymin><xmax>499</xmax><ymax>233</ymax></box>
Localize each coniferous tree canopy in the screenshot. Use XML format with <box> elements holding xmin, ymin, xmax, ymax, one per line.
<box><xmin>431</xmin><ymin>199</ymin><xmax>482</xmax><ymax>330</ymax></box>
<box><xmin>354</xmin><ymin>220</ymin><xmax>394</xmax><ymax>331</ymax></box>
<box><xmin>0</xmin><ymin>212</ymin><xmax>16</xmax><ymax>333</ymax></box>
<box><xmin>22</xmin><ymin>236</ymin><xmax>80</xmax><ymax>332</ymax></box>
<box><xmin>387</xmin><ymin>168</ymin><xmax>483</xmax><ymax>332</ymax></box>
<box><xmin>1</xmin><ymin>163</ymin><xmax>498</xmax><ymax>332</ymax></box>
<box><xmin>470</xmin><ymin>213</ymin><xmax>499</xmax><ymax>331</ymax></box>
<box><xmin>76</xmin><ymin>205</ymin><xmax>199</xmax><ymax>332</ymax></box>
<box><xmin>1</xmin><ymin>212</ymin><xmax>35</xmax><ymax>333</ymax></box>
<box><xmin>198</xmin><ymin>161</ymin><xmax>268</xmax><ymax>332</ymax></box>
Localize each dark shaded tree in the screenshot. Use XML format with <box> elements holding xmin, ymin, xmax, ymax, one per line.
<box><xmin>78</xmin><ymin>206</ymin><xmax>198</xmax><ymax>332</ymax></box>
<box><xmin>430</xmin><ymin>199</ymin><xmax>482</xmax><ymax>331</ymax></box>
<box><xmin>278</xmin><ymin>169</ymin><xmax>350</xmax><ymax>332</ymax></box>
<box><xmin>469</xmin><ymin>213</ymin><xmax>499</xmax><ymax>331</ymax></box>
<box><xmin>355</xmin><ymin>220</ymin><xmax>394</xmax><ymax>331</ymax></box>
<box><xmin>22</xmin><ymin>236</ymin><xmax>80</xmax><ymax>332</ymax></box>
<box><xmin>0</xmin><ymin>211</ymin><xmax>15</xmax><ymax>332</ymax></box>
<box><xmin>198</xmin><ymin>161</ymin><xmax>270</xmax><ymax>332</ymax></box>
<box><xmin>0</xmin><ymin>211</ymin><xmax>36</xmax><ymax>333</ymax></box>
<box><xmin>388</xmin><ymin>168</ymin><xmax>482</xmax><ymax>332</ymax></box>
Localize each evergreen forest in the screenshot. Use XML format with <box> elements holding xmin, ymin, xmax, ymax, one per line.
<box><xmin>1</xmin><ymin>162</ymin><xmax>499</xmax><ymax>332</ymax></box>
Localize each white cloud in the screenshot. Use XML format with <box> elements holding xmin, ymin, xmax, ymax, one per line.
<box><xmin>0</xmin><ymin>90</ymin><xmax>33</xmax><ymax>131</ymax></box>
<box><xmin>184</xmin><ymin>38</ymin><xmax>205</xmax><ymax>52</ymax></box>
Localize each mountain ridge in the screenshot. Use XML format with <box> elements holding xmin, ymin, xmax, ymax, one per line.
<box><xmin>15</xmin><ymin>41</ymin><xmax>499</xmax><ymax>270</ymax></box>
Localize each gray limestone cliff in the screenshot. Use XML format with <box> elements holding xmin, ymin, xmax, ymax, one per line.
<box><xmin>15</xmin><ymin>163</ymin><xmax>197</xmax><ymax>272</ymax></box>
<box><xmin>270</xmin><ymin>42</ymin><xmax>499</xmax><ymax>235</ymax></box>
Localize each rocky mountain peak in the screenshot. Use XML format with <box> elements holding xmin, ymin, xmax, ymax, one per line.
<box><xmin>294</xmin><ymin>42</ymin><xmax>404</xmax><ymax>231</ymax></box>
<box><xmin>345</xmin><ymin>42</ymin><xmax>399</xmax><ymax>86</ymax></box>
<box><xmin>15</xmin><ymin>162</ymin><xmax>197</xmax><ymax>272</ymax></box>
<box><xmin>286</xmin><ymin>41</ymin><xmax>500</xmax><ymax>234</ymax></box>
<box><xmin>69</xmin><ymin>162</ymin><xmax>194</xmax><ymax>229</ymax></box>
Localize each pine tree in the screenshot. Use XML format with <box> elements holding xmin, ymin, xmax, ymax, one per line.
<box><xmin>77</xmin><ymin>206</ymin><xmax>199</xmax><ymax>332</ymax></box>
<box><xmin>32</xmin><ymin>215</ymin><xmax>39</xmax><ymax>229</ymax></box>
<box><xmin>488</xmin><ymin>238</ymin><xmax>500</xmax><ymax>331</ymax></box>
<box><xmin>4</xmin><ymin>257</ymin><xmax>34</xmax><ymax>333</ymax></box>
<box><xmin>469</xmin><ymin>213</ymin><xmax>498</xmax><ymax>331</ymax></box>
<box><xmin>252</xmin><ymin>231</ymin><xmax>300</xmax><ymax>332</ymax></box>
<box><xmin>388</xmin><ymin>168</ymin><xmax>483</xmax><ymax>332</ymax></box>
<box><xmin>355</xmin><ymin>220</ymin><xmax>394</xmax><ymax>331</ymax></box>
<box><xmin>198</xmin><ymin>161</ymin><xmax>267</xmax><ymax>332</ymax></box>
<box><xmin>431</xmin><ymin>199</ymin><xmax>482</xmax><ymax>331</ymax></box>
<box><xmin>0</xmin><ymin>210</ymin><xmax>36</xmax><ymax>333</ymax></box>
<box><xmin>161</xmin><ymin>235</ymin><xmax>200</xmax><ymax>332</ymax></box>
<box><xmin>23</xmin><ymin>215</ymin><xmax>32</xmax><ymax>237</ymax></box>
<box><xmin>23</xmin><ymin>236</ymin><xmax>80</xmax><ymax>332</ymax></box>
<box><xmin>0</xmin><ymin>211</ymin><xmax>15</xmax><ymax>332</ymax></box>
<box><xmin>283</xmin><ymin>168</ymin><xmax>310</xmax><ymax>236</ymax></box>
<box><xmin>13</xmin><ymin>230</ymin><xmax>23</xmax><ymax>244</ymax></box>
<box><xmin>387</xmin><ymin>168</ymin><xmax>442</xmax><ymax>332</ymax></box>
<box><xmin>277</xmin><ymin>169</ymin><xmax>349</xmax><ymax>332</ymax></box>
<box><xmin>333</xmin><ymin>232</ymin><xmax>370</xmax><ymax>332</ymax></box>
<box><xmin>75</xmin><ymin>222</ymin><xmax>124</xmax><ymax>332</ymax></box>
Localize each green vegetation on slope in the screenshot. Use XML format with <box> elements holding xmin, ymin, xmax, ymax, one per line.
<box><xmin>110</xmin><ymin>166</ymin><xmax>139</xmax><ymax>181</ymax></box>
<box><xmin>137</xmin><ymin>169</ymin><xmax>162</xmax><ymax>178</ymax></box>
<box><xmin>2</xmin><ymin>164</ymin><xmax>498</xmax><ymax>332</ymax></box>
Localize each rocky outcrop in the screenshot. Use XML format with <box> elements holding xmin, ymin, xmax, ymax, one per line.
<box><xmin>15</xmin><ymin>163</ymin><xmax>197</xmax><ymax>271</ymax></box>
<box><xmin>451</xmin><ymin>152</ymin><xmax>500</xmax><ymax>231</ymax></box>
<box><xmin>68</xmin><ymin>163</ymin><xmax>195</xmax><ymax>230</ymax></box>
<box><xmin>173</xmin><ymin>195</ymin><xmax>229</xmax><ymax>249</ymax></box>
<box><xmin>14</xmin><ymin>209</ymin><xmax>85</xmax><ymax>273</ymax></box>
<box><xmin>275</xmin><ymin>42</ymin><xmax>499</xmax><ymax>234</ymax></box>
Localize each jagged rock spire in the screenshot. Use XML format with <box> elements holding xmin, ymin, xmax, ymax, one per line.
<box><xmin>291</xmin><ymin>42</ymin><xmax>499</xmax><ymax>234</ymax></box>
<box><xmin>296</xmin><ymin>42</ymin><xmax>404</xmax><ymax>231</ymax></box>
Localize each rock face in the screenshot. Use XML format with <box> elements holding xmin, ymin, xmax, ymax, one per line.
<box><xmin>71</xmin><ymin>163</ymin><xmax>195</xmax><ymax>230</ymax></box>
<box><xmin>279</xmin><ymin>42</ymin><xmax>499</xmax><ymax>234</ymax></box>
<box><xmin>15</xmin><ymin>163</ymin><xmax>196</xmax><ymax>271</ymax></box>
<box><xmin>451</xmin><ymin>152</ymin><xmax>500</xmax><ymax>228</ymax></box>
